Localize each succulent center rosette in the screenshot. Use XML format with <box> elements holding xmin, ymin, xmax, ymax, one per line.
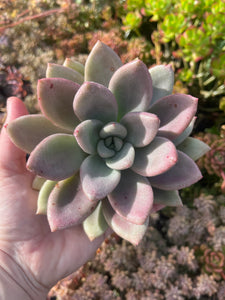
<box><xmin>7</xmin><ymin>41</ymin><xmax>210</xmax><ymax>245</ymax></box>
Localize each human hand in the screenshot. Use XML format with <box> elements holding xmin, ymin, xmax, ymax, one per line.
<box><xmin>0</xmin><ymin>97</ymin><xmax>108</xmax><ymax>299</ymax></box>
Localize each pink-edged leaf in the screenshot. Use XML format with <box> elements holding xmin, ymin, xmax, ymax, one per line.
<box><xmin>46</xmin><ymin>63</ymin><xmax>84</xmax><ymax>85</ymax></box>
<box><xmin>177</xmin><ymin>137</ymin><xmax>210</xmax><ymax>161</ymax></box>
<box><xmin>149</xmin><ymin>64</ymin><xmax>174</xmax><ymax>104</ymax></box>
<box><xmin>149</xmin><ymin>94</ymin><xmax>198</xmax><ymax>140</ymax></box>
<box><xmin>173</xmin><ymin>117</ymin><xmax>196</xmax><ymax>146</ymax></box>
<box><xmin>152</xmin><ymin>188</ymin><xmax>182</xmax><ymax>207</ymax></box>
<box><xmin>83</xmin><ymin>201</ymin><xmax>108</xmax><ymax>241</ymax></box>
<box><xmin>108</xmin><ymin>169</ymin><xmax>153</xmax><ymax>225</ymax></box>
<box><xmin>85</xmin><ymin>41</ymin><xmax>122</xmax><ymax>87</ymax></box>
<box><xmin>149</xmin><ymin>150</ymin><xmax>202</xmax><ymax>190</ymax></box>
<box><xmin>47</xmin><ymin>174</ymin><xmax>97</xmax><ymax>231</ymax></box>
<box><xmin>132</xmin><ymin>137</ymin><xmax>178</xmax><ymax>177</ymax></box>
<box><xmin>74</xmin><ymin>119</ymin><xmax>103</xmax><ymax>154</ymax></box>
<box><xmin>105</xmin><ymin>143</ymin><xmax>135</xmax><ymax>170</ymax></box>
<box><xmin>80</xmin><ymin>155</ymin><xmax>121</xmax><ymax>201</ymax></box>
<box><xmin>102</xmin><ymin>198</ymin><xmax>149</xmax><ymax>246</ymax></box>
<box><xmin>73</xmin><ymin>81</ymin><xmax>118</xmax><ymax>123</ymax></box>
<box><xmin>7</xmin><ymin>114</ymin><xmax>70</xmax><ymax>153</ymax></box>
<box><xmin>27</xmin><ymin>134</ymin><xmax>86</xmax><ymax>181</ymax></box>
<box><xmin>120</xmin><ymin>112</ymin><xmax>160</xmax><ymax>147</ymax></box>
<box><xmin>38</xmin><ymin>78</ymin><xmax>80</xmax><ymax>131</ymax></box>
<box><xmin>109</xmin><ymin>60</ymin><xmax>153</xmax><ymax>120</ymax></box>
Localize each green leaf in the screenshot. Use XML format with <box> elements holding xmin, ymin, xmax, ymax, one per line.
<box><xmin>83</xmin><ymin>202</ymin><xmax>108</xmax><ymax>241</ymax></box>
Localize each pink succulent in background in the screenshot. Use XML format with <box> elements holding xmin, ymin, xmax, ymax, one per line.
<box><xmin>7</xmin><ymin>41</ymin><xmax>210</xmax><ymax>245</ymax></box>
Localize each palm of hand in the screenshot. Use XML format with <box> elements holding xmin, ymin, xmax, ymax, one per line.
<box><xmin>0</xmin><ymin>97</ymin><xmax>106</xmax><ymax>290</ymax></box>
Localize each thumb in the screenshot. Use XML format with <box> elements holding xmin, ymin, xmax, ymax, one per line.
<box><xmin>0</xmin><ymin>97</ymin><xmax>28</xmax><ymax>171</ymax></box>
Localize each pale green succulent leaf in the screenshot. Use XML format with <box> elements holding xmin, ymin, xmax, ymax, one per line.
<box><xmin>149</xmin><ymin>94</ymin><xmax>198</xmax><ymax>140</ymax></box>
<box><xmin>177</xmin><ymin>137</ymin><xmax>211</xmax><ymax>161</ymax></box>
<box><xmin>109</xmin><ymin>60</ymin><xmax>153</xmax><ymax>120</ymax></box>
<box><xmin>27</xmin><ymin>134</ymin><xmax>86</xmax><ymax>181</ymax></box>
<box><xmin>74</xmin><ymin>119</ymin><xmax>103</xmax><ymax>154</ymax></box>
<box><xmin>152</xmin><ymin>188</ymin><xmax>182</xmax><ymax>207</ymax></box>
<box><xmin>85</xmin><ymin>41</ymin><xmax>122</xmax><ymax>87</ymax></box>
<box><xmin>108</xmin><ymin>169</ymin><xmax>153</xmax><ymax>225</ymax></box>
<box><xmin>149</xmin><ymin>65</ymin><xmax>174</xmax><ymax>104</ymax></box>
<box><xmin>46</xmin><ymin>63</ymin><xmax>84</xmax><ymax>85</ymax></box>
<box><xmin>32</xmin><ymin>175</ymin><xmax>46</xmax><ymax>190</ymax></box>
<box><xmin>47</xmin><ymin>174</ymin><xmax>97</xmax><ymax>231</ymax></box>
<box><xmin>121</xmin><ymin>112</ymin><xmax>160</xmax><ymax>147</ymax></box>
<box><xmin>38</xmin><ymin>78</ymin><xmax>80</xmax><ymax>131</ymax></box>
<box><xmin>63</xmin><ymin>58</ymin><xmax>84</xmax><ymax>76</ymax></box>
<box><xmin>73</xmin><ymin>81</ymin><xmax>118</xmax><ymax>123</ymax></box>
<box><xmin>149</xmin><ymin>150</ymin><xmax>202</xmax><ymax>190</ymax></box>
<box><xmin>37</xmin><ymin>180</ymin><xmax>57</xmax><ymax>215</ymax></box>
<box><xmin>80</xmin><ymin>155</ymin><xmax>121</xmax><ymax>201</ymax></box>
<box><xmin>83</xmin><ymin>201</ymin><xmax>108</xmax><ymax>241</ymax></box>
<box><xmin>105</xmin><ymin>142</ymin><xmax>135</xmax><ymax>170</ymax></box>
<box><xmin>102</xmin><ymin>199</ymin><xmax>149</xmax><ymax>246</ymax></box>
<box><xmin>132</xmin><ymin>137</ymin><xmax>178</xmax><ymax>177</ymax></box>
<box><xmin>7</xmin><ymin>114</ymin><xmax>70</xmax><ymax>154</ymax></box>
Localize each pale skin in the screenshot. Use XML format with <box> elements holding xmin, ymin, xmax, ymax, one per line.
<box><xmin>0</xmin><ymin>97</ymin><xmax>108</xmax><ymax>299</ymax></box>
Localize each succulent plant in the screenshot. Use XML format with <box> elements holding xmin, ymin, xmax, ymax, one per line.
<box><xmin>7</xmin><ymin>41</ymin><xmax>210</xmax><ymax>245</ymax></box>
<box><xmin>196</xmin><ymin>132</ymin><xmax>225</xmax><ymax>193</ymax></box>
<box><xmin>199</xmin><ymin>245</ymin><xmax>225</xmax><ymax>281</ymax></box>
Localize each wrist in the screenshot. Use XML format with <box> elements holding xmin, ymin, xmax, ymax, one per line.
<box><xmin>0</xmin><ymin>249</ymin><xmax>48</xmax><ymax>300</ymax></box>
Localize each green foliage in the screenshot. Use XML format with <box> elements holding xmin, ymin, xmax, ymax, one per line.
<box><xmin>121</xmin><ymin>0</ymin><xmax>225</xmax><ymax>102</ymax></box>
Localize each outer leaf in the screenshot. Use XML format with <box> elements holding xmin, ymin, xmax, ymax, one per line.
<box><xmin>32</xmin><ymin>176</ymin><xmax>46</xmax><ymax>191</ymax></box>
<box><xmin>177</xmin><ymin>137</ymin><xmax>210</xmax><ymax>161</ymax></box>
<box><xmin>105</xmin><ymin>143</ymin><xmax>135</xmax><ymax>170</ymax></box>
<box><xmin>38</xmin><ymin>78</ymin><xmax>80</xmax><ymax>131</ymax></box>
<box><xmin>149</xmin><ymin>150</ymin><xmax>202</xmax><ymax>190</ymax></box>
<box><xmin>46</xmin><ymin>63</ymin><xmax>84</xmax><ymax>85</ymax></box>
<box><xmin>173</xmin><ymin>117</ymin><xmax>196</xmax><ymax>146</ymax></box>
<box><xmin>85</xmin><ymin>41</ymin><xmax>122</xmax><ymax>86</ymax></box>
<box><xmin>132</xmin><ymin>137</ymin><xmax>178</xmax><ymax>177</ymax></box>
<box><xmin>80</xmin><ymin>155</ymin><xmax>121</xmax><ymax>201</ymax></box>
<box><xmin>73</xmin><ymin>81</ymin><xmax>118</xmax><ymax>123</ymax></box>
<box><xmin>36</xmin><ymin>180</ymin><xmax>57</xmax><ymax>215</ymax></box>
<box><xmin>152</xmin><ymin>188</ymin><xmax>182</xmax><ymax>206</ymax></box>
<box><xmin>120</xmin><ymin>112</ymin><xmax>160</xmax><ymax>147</ymax></box>
<box><xmin>83</xmin><ymin>202</ymin><xmax>108</xmax><ymax>241</ymax></box>
<box><xmin>149</xmin><ymin>65</ymin><xmax>174</xmax><ymax>104</ymax></box>
<box><xmin>149</xmin><ymin>94</ymin><xmax>198</xmax><ymax>140</ymax></box>
<box><xmin>63</xmin><ymin>58</ymin><xmax>84</xmax><ymax>75</ymax></box>
<box><xmin>102</xmin><ymin>199</ymin><xmax>149</xmax><ymax>246</ymax></box>
<box><xmin>150</xmin><ymin>203</ymin><xmax>165</xmax><ymax>213</ymax></box>
<box><xmin>7</xmin><ymin>114</ymin><xmax>70</xmax><ymax>153</ymax></box>
<box><xmin>74</xmin><ymin>119</ymin><xmax>103</xmax><ymax>154</ymax></box>
<box><xmin>27</xmin><ymin>134</ymin><xmax>86</xmax><ymax>181</ymax></box>
<box><xmin>108</xmin><ymin>169</ymin><xmax>153</xmax><ymax>225</ymax></box>
<box><xmin>109</xmin><ymin>60</ymin><xmax>153</xmax><ymax>120</ymax></box>
<box><xmin>47</xmin><ymin>174</ymin><xmax>97</xmax><ymax>231</ymax></box>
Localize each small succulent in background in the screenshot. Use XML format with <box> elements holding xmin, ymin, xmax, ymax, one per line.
<box><xmin>198</xmin><ymin>244</ymin><xmax>225</xmax><ymax>281</ymax></box>
<box><xmin>7</xmin><ymin>41</ymin><xmax>210</xmax><ymax>245</ymax></box>
<box><xmin>196</xmin><ymin>132</ymin><xmax>225</xmax><ymax>193</ymax></box>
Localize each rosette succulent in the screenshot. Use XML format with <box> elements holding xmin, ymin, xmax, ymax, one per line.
<box><xmin>7</xmin><ymin>41</ymin><xmax>210</xmax><ymax>245</ymax></box>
